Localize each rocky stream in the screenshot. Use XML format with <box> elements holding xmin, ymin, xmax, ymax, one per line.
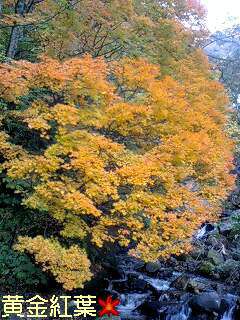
<box><xmin>98</xmin><ymin>206</ymin><xmax>240</xmax><ymax>320</ymax></box>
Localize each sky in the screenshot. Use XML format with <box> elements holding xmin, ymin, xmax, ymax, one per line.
<box><xmin>202</xmin><ymin>0</ymin><xmax>240</xmax><ymax>31</ymax></box>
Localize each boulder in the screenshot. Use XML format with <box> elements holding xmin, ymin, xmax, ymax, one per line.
<box><xmin>137</xmin><ymin>300</ymin><xmax>162</xmax><ymax>318</ymax></box>
<box><xmin>130</xmin><ymin>278</ymin><xmax>150</xmax><ymax>292</ymax></box>
<box><xmin>133</xmin><ymin>260</ymin><xmax>145</xmax><ymax>270</ymax></box>
<box><xmin>205</xmin><ymin>223</ymin><xmax>215</xmax><ymax>232</ymax></box>
<box><xmin>219</xmin><ymin>297</ymin><xmax>231</xmax><ymax>315</ymax></box>
<box><xmin>234</xmin><ymin>300</ymin><xmax>240</xmax><ymax>320</ymax></box>
<box><xmin>187</xmin><ymin>278</ymin><xmax>212</xmax><ymax>294</ymax></box>
<box><xmin>112</xmin><ymin>279</ymin><xmax>130</xmax><ymax>292</ymax></box>
<box><xmin>171</xmin><ymin>274</ymin><xmax>190</xmax><ymax>290</ymax></box>
<box><xmin>145</xmin><ymin>262</ymin><xmax>161</xmax><ymax>273</ymax></box>
<box><xmin>189</xmin><ymin>292</ymin><xmax>221</xmax><ymax>313</ymax></box>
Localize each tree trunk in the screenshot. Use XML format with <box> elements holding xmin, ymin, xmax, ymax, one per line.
<box><xmin>6</xmin><ymin>26</ymin><xmax>24</xmax><ymax>59</ymax></box>
<box><xmin>6</xmin><ymin>0</ymin><xmax>26</xmax><ymax>59</ymax></box>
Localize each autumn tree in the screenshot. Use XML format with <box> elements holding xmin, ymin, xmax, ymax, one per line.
<box><xmin>0</xmin><ymin>0</ymin><xmax>46</xmax><ymax>59</ymax></box>
<box><xmin>39</xmin><ymin>0</ymin><xmax>207</xmax><ymax>65</ymax></box>
<box><xmin>0</xmin><ymin>53</ymin><xmax>234</xmax><ymax>290</ymax></box>
<box><xmin>0</xmin><ymin>0</ymin><xmax>207</xmax><ymax>67</ymax></box>
<box><xmin>0</xmin><ymin>0</ymin><xmax>80</xmax><ymax>60</ymax></box>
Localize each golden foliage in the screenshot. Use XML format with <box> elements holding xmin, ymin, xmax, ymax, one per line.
<box><xmin>15</xmin><ymin>236</ymin><xmax>92</xmax><ymax>291</ymax></box>
<box><xmin>0</xmin><ymin>54</ymin><xmax>234</xmax><ymax>287</ymax></box>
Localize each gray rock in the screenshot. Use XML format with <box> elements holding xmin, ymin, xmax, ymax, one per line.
<box><xmin>137</xmin><ymin>300</ymin><xmax>162</xmax><ymax>318</ymax></box>
<box><xmin>145</xmin><ymin>262</ymin><xmax>161</xmax><ymax>273</ymax></box>
<box><xmin>133</xmin><ymin>260</ymin><xmax>145</xmax><ymax>270</ymax></box>
<box><xmin>171</xmin><ymin>274</ymin><xmax>190</xmax><ymax>290</ymax></box>
<box><xmin>190</xmin><ymin>292</ymin><xmax>221</xmax><ymax>313</ymax></box>
<box><xmin>187</xmin><ymin>278</ymin><xmax>212</xmax><ymax>293</ymax></box>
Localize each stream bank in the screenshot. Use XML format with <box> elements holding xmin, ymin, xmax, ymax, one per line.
<box><xmin>97</xmin><ymin>206</ymin><xmax>240</xmax><ymax>320</ymax></box>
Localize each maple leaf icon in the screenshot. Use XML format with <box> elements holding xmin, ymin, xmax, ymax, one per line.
<box><xmin>98</xmin><ymin>295</ymin><xmax>120</xmax><ymax>317</ymax></box>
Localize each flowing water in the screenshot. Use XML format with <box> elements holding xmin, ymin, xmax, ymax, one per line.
<box><xmin>165</xmin><ymin>303</ymin><xmax>191</xmax><ymax>320</ymax></box>
<box><xmin>221</xmin><ymin>295</ymin><xmax>238</xmax><ymax>320</ymax></box>
<box><xmin>164</xmin><ymin>294</ymin><xmax>237</xmax><ymax>320</ymax></box>
<box><xmin>194</xmin><ymin>223</ymin><xmax>215</xmax><ymax>240</ymax></box>
<box><xmin>111</xmin><ymin>269</ymin><xmax>238</xmax><ymax>319</ymax></box>
<box><xmin>117</xmin><ymin>293</ymin><xmax>149</xmax><ymax>319</ymax></box>
<box><xmin>106</xmin><ymin>226</ymin><xmax>238</xmax><ymax>320</ymax></box>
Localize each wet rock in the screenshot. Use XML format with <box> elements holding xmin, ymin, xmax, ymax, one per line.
<box><xmin>187</xmin><ymin>278</ymin><xmax>212</xmax><ymax>294</ymax></box>
<box><xmin>171</xmin><ymin>274</ymin><xmax>190</xmax><ymax>290</ymax></box>
<box><xmin>183</xmin><ymin>257</ymin><xmax>199</xmax><ymax>273</ymax></box>
<box><xmin>234</xmin><ymin>298</ymin><xmax>240</xmax><ymax>319</ymax></box>
<box><xmin>157</xmin><ymin>269</ymin><xmax>173</xmax><ymax>279</ymax></box>
<box><xmin>112</xmin><ymin>279</ymin><xmax>130</xmax><ymax>292</ymax></box>
<box><xmin>129</xmin><ymin>277</ymin><xmax>149</xmax><ymax>292</ymax></box>
<box><xmin>207</xmin><ymin>249</ymin><xmax>224</xmax><ymax>265</ymax></box>
<box><xmin>168</xmin><ymin>257</ymin><xmax>178</xmax><ymax>265</ymax></box>
<box><xmin>102</xmin><ymin>263</ymin><xmax>123</xmax><ymax>280</ymax></box>
<box><xmin>205</xmin><ymin>223</ymin><xmax>215</xmax><ymax>232</ymax></box>
<box><xmin>145</xmin><ymin>262</ymin><xmax>161</xmax><ymax>273</ymax></box>
<box><xmin>189</xmin><ymin>292</ymin><xmax>221</xmax><ymax>313</ymax></box>
<box><xmin>137</xmin><ymin>300</ymin><xmax>162</xmax><ymax>318</ymax></box>
<box><xmin>219</xmin><ymin>297</ymin><xmax>230</xmax><ymax>315</ymax></box>
<box><xmin>132</xmin><ymin>260</ymin><xmax>145</xmax><ymax>270</ymax></box>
